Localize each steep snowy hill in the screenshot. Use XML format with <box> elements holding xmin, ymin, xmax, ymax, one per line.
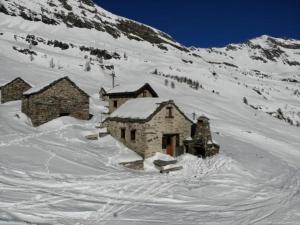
<box><xmin>0</xmin><ymin>0</ymin><xmax>300</xmax><ymax>224</ymax></box>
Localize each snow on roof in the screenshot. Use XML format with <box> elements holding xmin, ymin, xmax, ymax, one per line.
<box><xmin>23</xmin><ymin>76</ymin><xmax>87</xmax><ymax>96</ymax></box>
<box><xmin>0</xmin><ymin>77</ymin><xmax>33</xmax><ymax>88</ymax></box>
<box><xmin>109</xmin><ymin>98</ymin><xmax>171</xmax><ymax>120</ymax></box>
<box><xmin>24</xmin><ymin>77</ymin><xmax>63</xmax><ymax>95</ymax></box>
<box><xmin>106</xmin><ymin>83</ymin><xmax>149</xmax><ymax>94</ymax></box>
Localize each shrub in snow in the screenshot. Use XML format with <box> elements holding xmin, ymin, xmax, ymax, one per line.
<box><xmin>99</xmin><ymin>56</ymin><xmax>103</xmax><ymax>64</ymax></box>
<box><xmin>49</xmin><ymin>58</ymin><xmax>55</xmax><ymax>68</ymax></box>
<box><xmin>85</xmin><ymin>61</ymin><xmax>91</xmax><ymax>71</ymax></box>
<box><xmin>243</xmin><ymin>97</ymin><xmax>248</xmax><ymax>105</ymax></box>
<box><xmin>171</xmin><ymin>81</ymin><xmax>175</xmax><ymax>89</ymax></box>
<box><xmin>29</xmin><ymin>54</ymin><xmax>34</xmax><ymax>61</ymax></box>
<box><xmin>124</xmin><ymin>52</ymin><xmax>128</xmax><ymax>60</ymax></box>
<box><xmin>164</xmin><ymin>79</ymin><xmax>169</xmax><ymax>86</ymax></box>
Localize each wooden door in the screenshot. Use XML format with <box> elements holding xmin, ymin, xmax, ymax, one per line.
<box><xmin>166</xmin><ymin>136</ymin><xmax>173</xmax><ymax>156</ymax></box>
<box><xmin>166</xmin><ymin>144</ymin><xmax>173</xmax><ymax>156</ymax></box>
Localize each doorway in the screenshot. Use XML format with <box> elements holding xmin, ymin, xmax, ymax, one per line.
<box><xmin>162</xmin><ymin>134</ymin><xmax>179</xmax><ymax>157</ymax></box>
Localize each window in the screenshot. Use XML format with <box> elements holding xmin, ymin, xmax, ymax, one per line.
<box><xmin>166</xmin><ymin>106</ymin><xmax>173</xmax><ymax>118</ymax></box>
<box><xmin>113</xmin><ymin>100</ymin><xmax>118</xmax><ymax>108</ymax></box>
<box><xmin>131</xmin><ymin>129</ymin><xmax>136</xmax><ymax>141</ymax></box>
<box><xmin>142</xmin><ymin>91</ymin><xmax>147</xmax><ymax>97</ymax></box>
<box><xmin>121</xmin><ymin>128</ymin><xmax>126</xmax><ymax>139</ymax></box>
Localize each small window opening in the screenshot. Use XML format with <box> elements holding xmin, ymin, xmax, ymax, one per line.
<box><xmin>113</xmin><ymin>100</ymin><xmax>118</xmax><ymax>108</ymax></box>
<box><xmin>60</xmin><ymin>113</ymin><xmax>70</xmax><ymax>117</ymax></box>
<box><xmin>131</xmin><ymin>129</ymin><xmax>136</xmax><ymax>141</ymax></box>
<box><xmin>166</xmin><ymin>106</ymin><xmax>173</xmax><ymax>118</ymax></box>
<box><xmin>121</xmin><ymin>128</ymin><xmax>126</xmax><ymax>139</ymax></box>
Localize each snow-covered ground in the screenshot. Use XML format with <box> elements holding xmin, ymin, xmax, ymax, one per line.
<box><xmin>0</xmin><ymin>3</ymin><xmax>300</xmax><ymax>224</ymax></box>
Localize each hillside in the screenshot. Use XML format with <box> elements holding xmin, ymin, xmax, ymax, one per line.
<box><xmin>0</xmin><ymin>0</ymin><xmax>300</xmax><ymax>224</ymax></box>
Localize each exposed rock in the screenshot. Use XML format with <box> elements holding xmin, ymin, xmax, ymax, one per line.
<box><xmin>85</xmin><ymin>134</ymin><xmax>98</xmax><ymax>140</ymax></box>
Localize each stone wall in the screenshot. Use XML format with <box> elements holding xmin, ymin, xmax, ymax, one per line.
<box><xmin>144</xmin><ymin>103</ymin><xmax>192</xmax><ymax>158</ymax></box>
<box><xmin>107</xmin><ymin>120</ymin><xmax>147</xmax><ymax>157</ymax></box>
<box><xmin>1</xmin><ymin>79</ymin><xmax>31</xmax><ymax>103</ymax></box>
<box><xmin>22</xmin><ymin>79</ymin><xmax>89</xmax><ymax>126</ymax></box>
<box><xmin>108</xmin><ymin>89</ymin><xmax>154</xmax><ymax>113</ymax></box>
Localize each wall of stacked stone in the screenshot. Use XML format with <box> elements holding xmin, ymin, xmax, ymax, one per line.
<box><xmin>107</xmin><ymin>120</ymin><xmax>147</xmax><ymax>157</ymax></box>
<box><xmin>145</xmin><ymin>103</ymin><xmax>192</xmax><ymax>158</ymax></box>
<box><xmin>1</xmin><ymin>80</ymin><xmax>31</xmax><ymax>103</ymax></box>
<box><xmin>22</xmin><ymin>79</ymin><xmax>89</xmax><ymax>126</ymax></box>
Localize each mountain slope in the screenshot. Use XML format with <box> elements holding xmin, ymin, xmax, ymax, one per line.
<box><xmin>0</xmin><ymin>0</ymin><xmax>300</xmax><ymax>224</ymax></box>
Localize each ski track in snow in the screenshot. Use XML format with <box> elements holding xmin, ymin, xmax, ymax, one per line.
<box><xmin>0</xmin><ymin>7</ymin><xmax>300</xmax><ymax>224</ymax></box>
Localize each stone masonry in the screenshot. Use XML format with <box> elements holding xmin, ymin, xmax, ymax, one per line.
<box><xmin>0</xmin><ymin>77</ymin><xmax>32</xmax><ymax>104</ymax></box>
<box><xmin>22</xmin><ymin>77</ymin><xmax>89</xmax><ymax>127</ymax></box>
<box><xmin>106</xmin><ymin>101</ymin><xmax>193</xmax><ymax>158</ymax></box>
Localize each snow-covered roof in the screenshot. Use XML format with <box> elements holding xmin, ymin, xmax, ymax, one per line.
<box><xmin>109</xmin><ymin>98</ymin><xmax>170</xmax><ymax>120</ymax></box>
<box><xmin>107</xmin><ymin>98</ymin><xmax>194</xmax><ymax>124</ymax></box>
<box><xmin>105</xmin><ymin>83</ymin><xmax>158</xmax><ymax>97</ymax></box>
<box><xmin>0</xmin><ymin>77</ymin><xmax>32</xmax><ymax>88</ymax></box>
<box><xmin>106</xmin><ymin>84</ymin><xmax>144</xmax><ymax>94</ymax></box>
<box><xmin>24</xmin><ymin>76</ymin><xmax>88</xmax><ymax>96</ymax></box>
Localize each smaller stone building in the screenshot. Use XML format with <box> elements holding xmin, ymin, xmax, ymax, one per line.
<box><xmin>22</xmin><ymin>76</ymin><xmax>90</xmax><ymax>127</ymax></box>
<box><xmin>105</xmin><ymin>98</ymin><xmax>193</xmax><ymax>158</ymax></box>
<box><xmin>104</xmin><ymin>83</ymin><xmax>159</xmax><ymax>113</ymax></box>
<box><xmin>0</xmin><ymin>77</ymin><xmax>32</xmax><ymax>104</ymax></box>
<box><xmin>185</xmin><ymin>116</ymin><xmax>220</xmax><ymax>158</ymax></box>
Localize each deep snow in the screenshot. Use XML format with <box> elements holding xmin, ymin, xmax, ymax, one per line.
<box><xmin>0</xmin><ymin>3</ymin><xmax>300</xmax><ymax>224</ymax></box>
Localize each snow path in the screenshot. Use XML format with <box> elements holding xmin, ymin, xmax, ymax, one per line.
<box><xmin>0</xmin><ymin>13</ymin><xmax>300</xmax><ymax>224</ymax></box>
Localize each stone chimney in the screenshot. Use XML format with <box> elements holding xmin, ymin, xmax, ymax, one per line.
<box><xmin>194</xmin><ymin>115</ymin><xmax>212</xmax><ymax>143</ymax></box>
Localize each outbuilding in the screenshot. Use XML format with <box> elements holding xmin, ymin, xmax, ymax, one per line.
<box><xmin>0</xmin><ymin>77</ymin><xmax>32</xmax><ymax>103</ymax></box>
<box><xmin>104</xmin><ymin>83</ymin><xmax>159</xmax><ymax>113</ymax></box>
<box><xmin>22</xmin><ymin>76</ymin><xmax>90</xmax><ymax>126</ymax></box>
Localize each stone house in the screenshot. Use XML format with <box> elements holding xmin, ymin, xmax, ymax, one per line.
<box><xmin>105</xmin><ymin>98</ymin><xmax>193</xmax><ymax>158</ymax></box>
<box><xmin>0</xmin><ymin>77</ymin><xmax>32</xmax><ymax>104</ymax></box>
<box><xmin>22</xmin><ymin>76</ymin><xmax>90</xmax><ymax>127</ymax></box>
<box><xmin>104</xmin><ymin>83</ymin><xmax>159</xmax><ymax>113</ymax></box>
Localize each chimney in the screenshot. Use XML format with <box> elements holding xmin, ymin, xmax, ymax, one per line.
<box><xmin>194</xmin><ymin>116</ymin><xmax>212</xmax><ymax>143</ymax></box>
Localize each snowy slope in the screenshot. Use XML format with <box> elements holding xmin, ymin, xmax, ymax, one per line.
<box><xmin>0</xmin><ymin>0</ymin><xmax>300</xmax><ymax>224</ymax></box>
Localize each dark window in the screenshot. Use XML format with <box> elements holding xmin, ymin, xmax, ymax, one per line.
<box><xmin>142</xmin><ymin>91</ymin><xmax>147</xmax><ymax>97</ymax></box>
<box><xmin>131</xmin><ymin>129</ymin><xmax>136</xmax><ymax>141</ymax></box>
<box><xmin>59</xmin><ymin>113</ymin><xmax>70</xmax><ymax>117</ymax></box>
<box><xmin>166</xmin><ymin>107</ymin><xmax>173</xmax><ymax>118</ymax></box>
<box><xmin>121</xmin><ymin>128</ymin><xmax>126</xmax><ymax>139</ymax></box>
<box><xmin>113</xmin><ymin>100</ymin><xmax>118</xmax><ymax>108</ymax></box>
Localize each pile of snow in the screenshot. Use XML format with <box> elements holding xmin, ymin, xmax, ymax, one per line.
<box><xmin>144</xmin><ymin>152</ymin><xmax>175</xmax><ymax>171</ymax></box>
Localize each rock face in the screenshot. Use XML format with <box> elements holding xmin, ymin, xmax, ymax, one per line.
<box><xmin>22</xmin><ymin>77</ymin><xmax>89</xmax><ymax>127</ymax></box>
<box><xmin>0</xmin><ymin>77</ymin><xmax>32</xmax><ymax>104</ymax></box>
<box><xmin>0</xmin><ymin>0</ymin><xmax>187</xmax><ymax>51</ymax></box>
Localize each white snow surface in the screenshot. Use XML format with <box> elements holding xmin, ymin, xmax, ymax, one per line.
<box><xmin>109</xmin><ymin>98</ymin><xmax>170</xmax><ymax>120</ymax></box>
<box><xmin>0</xmin><ymin>1</ymin><xmax>300</xmax><ymax>224</ymax></box>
